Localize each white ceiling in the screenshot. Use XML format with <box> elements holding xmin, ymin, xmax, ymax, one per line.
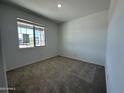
<box><xmin>6</xmin><ymin>0</ymin><xmax>110</xmax><ymax>23</ymax></box>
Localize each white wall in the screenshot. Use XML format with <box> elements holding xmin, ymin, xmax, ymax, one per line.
<box><xmin>0</xmin><ymin>39</ymin><xmax>8</xmax><ymax>93</ymax></box>
<box><xmin>109</xmin><ymin>0</ymin><xmax>118</xmax><ymax>19</ymax></box>
<box><xmin>0</xmin><ymin>5</ymin><xmax>8</xmax><ymax>92</ymax></box>
<box><xmin>106</xmin><ymin>0</ymin><xmax>124</xmax><ymax>93</ymax></box>
<box><xmin>0</xmin><ymin>39</ymin><xmax>7</xmax><ymax>93</ymax></box>
<box><xmin>59</xmin><ymin>11</ymin><xmax>108</xmax><ymax>66</ymax></box>
<box><xmin>0</xmin><ymin>4</ymin><xmax>58</xmax><ymax>71</ymax></box>
<box><xmin>0</xmin><ymin>32</ymin><xmax>8</xmax><ymax>93</ymax></box>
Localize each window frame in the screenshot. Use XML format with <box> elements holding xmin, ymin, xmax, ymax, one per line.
<box><xmin>17</xmin><ymin>18</ymin><xmax>46</xmax><ymax>48</ymax></box>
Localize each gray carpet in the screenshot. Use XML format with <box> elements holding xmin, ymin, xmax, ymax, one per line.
<box><xmin>7</xmin><ymin>56</ymin><xmax>106</xmax><ymax>93</ymax></box>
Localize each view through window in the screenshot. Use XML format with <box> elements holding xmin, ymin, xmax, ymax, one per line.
<box><xmin>17</xmin><ymin>18</ymin><xmax>46</xmax><ymax>48</ymax></box>
<box><xmin>35</xmin><ymin>26</ymin><xmax>46</xmax><ymax>46</ymax></box>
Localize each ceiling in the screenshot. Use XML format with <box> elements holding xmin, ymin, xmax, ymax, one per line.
<box><xmin>3</xmin><ymin>0</ymin><xmax>110</xmax><ymax>23</ymax></box>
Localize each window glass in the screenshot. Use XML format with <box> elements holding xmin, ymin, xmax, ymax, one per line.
<box><xmin>17</xmin><ymin>21</ymin><xmax>34</xmax><ymax>48</ymax></box>
<box><xmin>35</xmin><ymin>26</ymin><xmax>46</xmax><ymax>46</ymax></box>
<box><xmin>17</xmin><ymin>19</ymin><xmax>46</xmax><ymax>48</ymax></box>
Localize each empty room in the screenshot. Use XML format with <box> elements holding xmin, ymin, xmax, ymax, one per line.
<box><xmin>0</xmin><ymin>0</ymin><xmax>124</xmax><ymax>93</ymax></box>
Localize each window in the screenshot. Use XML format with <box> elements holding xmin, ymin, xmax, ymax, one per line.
<box><xmin>18</xmin><ymin>21</ymin><xmax>34</xmax><ymax>48</ymax></box>
<box><xmin>35</xmin><ymin>26</ymin><xmax>46</xmax><ymax>46</ymax></box>
<box><xmin>17</xmin><ymin>18</ymin><xmax>46</xmax><ymax>48</ymax></box>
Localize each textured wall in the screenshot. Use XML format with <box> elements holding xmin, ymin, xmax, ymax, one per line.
<box><xmin>106</xmin><ymin>0</ymin><xmax>124</xmax><ymax>93</ymax></box>
<box><xmin>7</xmin><ymin>56</ymin><xmax>106</xmax><ymax>93</ymax></box>
<box><xmin>59</xmin><ymin>11</ymin><xmax>108</xmax><ymax>66</ymax></box>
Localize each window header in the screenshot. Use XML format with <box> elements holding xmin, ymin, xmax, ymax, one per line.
<box><xmin>17</xmin><ymin>18</ymin><xmax>45</xmax><ymax>28</ymax></box>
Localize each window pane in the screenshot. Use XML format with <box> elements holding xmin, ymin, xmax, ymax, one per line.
<box><xmin>35</xmin><ymin>26</ymin><xmax>46</xmax><ymax>46</ymax></box>
<box><xmin>17</xmin><ymin>21</ymin><xmax>34</xmax><ymax>48</ymax></box>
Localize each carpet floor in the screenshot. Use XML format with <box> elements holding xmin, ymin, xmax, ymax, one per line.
<box><xmin>7</xmin><ymin>56</ymin><xmax>106</xmax><ymax>93</ymax></box>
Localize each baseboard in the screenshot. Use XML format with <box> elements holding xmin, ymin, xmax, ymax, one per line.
<box><xmin>58</xmin><ymin>55</ymin><xmax>105</xmax><ymax>67</ymax></box>
<box><xmin>7</xmin><ymin>55</ymin><xmax>59</xmax><ymax>72</ymax></box>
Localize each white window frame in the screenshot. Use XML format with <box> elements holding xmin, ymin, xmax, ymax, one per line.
<box><xmin>17</xmin><ymin>18</ymin><xmax>46</xmax><ymax>48</ymax></box>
